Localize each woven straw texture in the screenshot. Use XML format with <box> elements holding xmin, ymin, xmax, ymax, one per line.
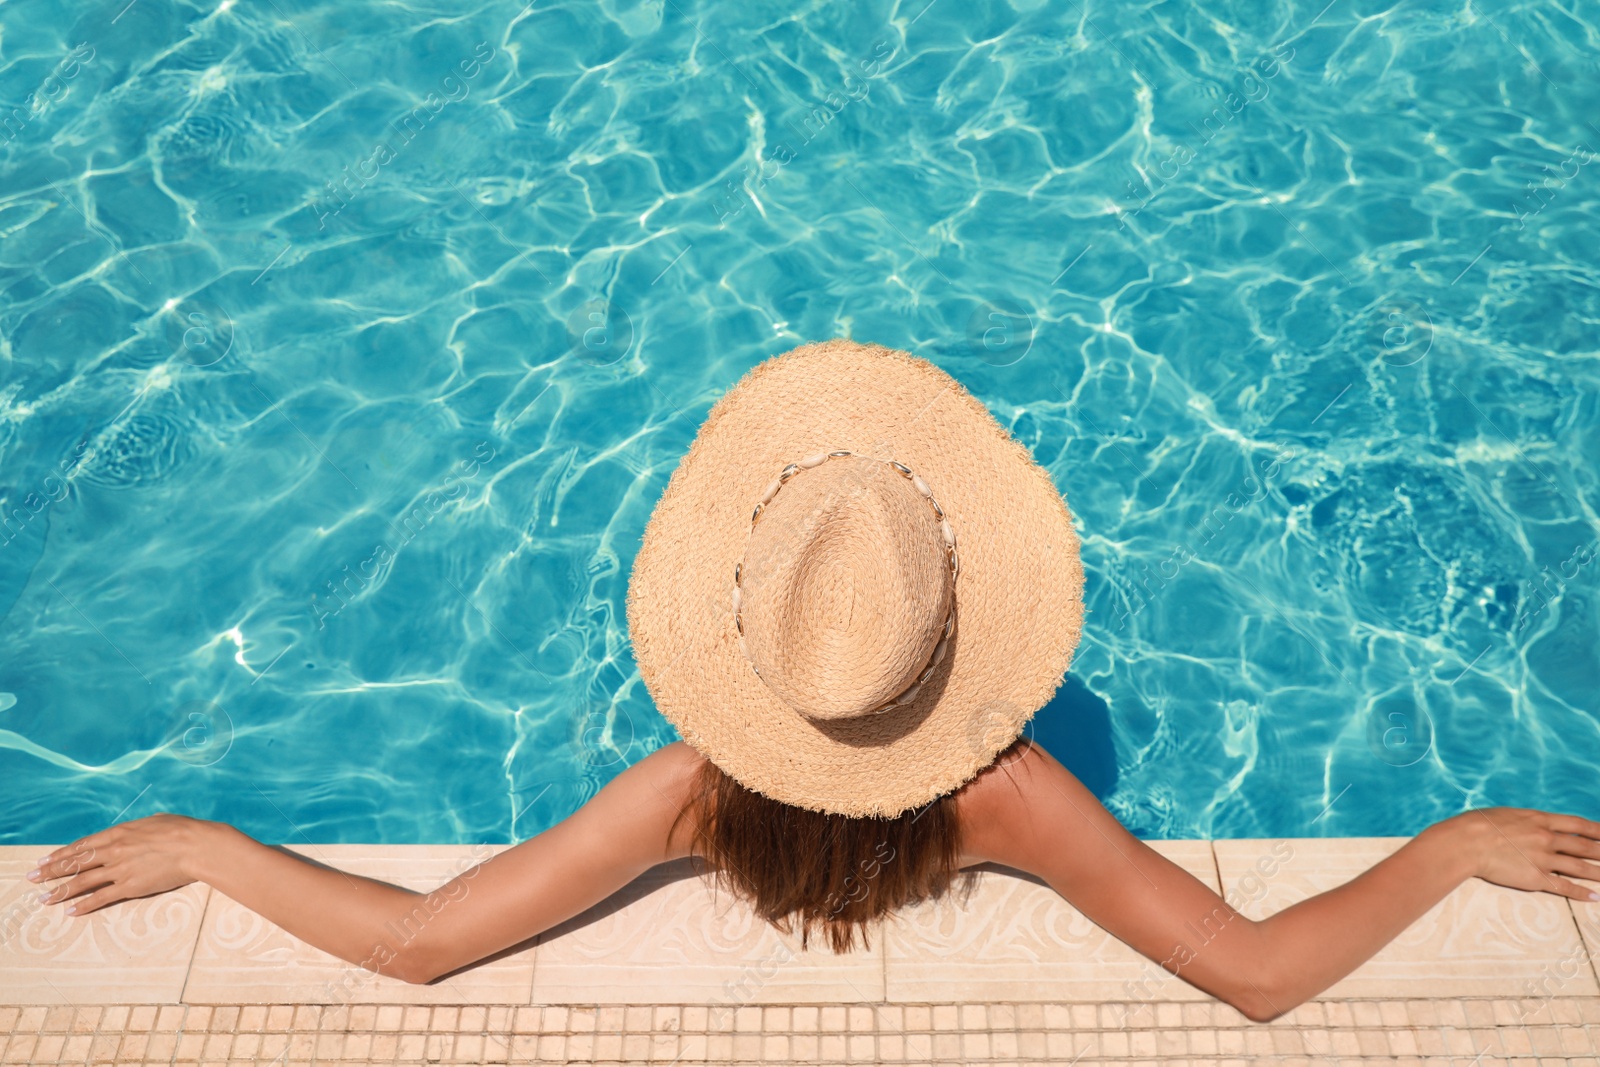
<box><xmin>626</xmin><ymin>339</ymin><xmax>1085</xmax><ymax>818</ymax></box>
<box><xmin>740</xmin><ymin>453</ymin><xmax>954</xmax><ymax>720</ymax></box>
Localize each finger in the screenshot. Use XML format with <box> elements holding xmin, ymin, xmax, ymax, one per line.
<box><xmin>1552</xmin><ymin>833</ymin><xmax>1600</xmax><ymax>861</ymax></box>
<box><xmin>43</xmin><ymin>835</ymin><xmax>107</xmax><ymax>865</ymax></box>
<box><xmin>32</xmin><ymin>844</ymin><xmax>107</xmax><ymax>883</ymax></box>
<box><xmin>64</xmin><ymin>884</ymin><xmax>127</xmax><ymax>916</ymax></box>
<box><xmin>1551</xmin><ymin>857</ymin><xmax>1600</xmax><ymax>886</ymax></box>
<box><xmin>39</xmin><ymin>871</ymin><xmax>115</xmax><ymax>905</ymax></box>
<box><xmin>1548</xmin><ymin>814</ymin><xmax>1600</xmax><ymax>841</ymax></box>
<box><xmin>38</xmin><ymin>828</ymin><xmax>117</xmax><ymax>868</ymax></box>
<box><xmin>33</xmin><ymin>843</ymin><xmax>81</xmax><ymax>875</ymax></box>
<box><xmin>1543</xmin><ymin>874</ymin><xmax>1599</xmax><ymax>902</ymax></box>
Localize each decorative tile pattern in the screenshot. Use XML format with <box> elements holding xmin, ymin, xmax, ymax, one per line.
<box><xmin>883</xmin><ymin>841</ymin><xmax>1221</xmax><ymax>1002</ymax></box>
<box><xmin>1214</xmin><ymin>837</ymin><xmax>1598</xmax><ymax>999</ymax></box>
<box><xmin>0</xmin><ymin>847</ymin><xmax>209</xmax><ymax>1005</ymax></box>
<box><xmin>182</xmin><ymin>845</ymin><xmax>532</xmax><ymax>1005</ymax></box>
<box><xmin>532</xmin><ymin>858</ymin><xmax>885</xmax><ymax>1004</ymax></box>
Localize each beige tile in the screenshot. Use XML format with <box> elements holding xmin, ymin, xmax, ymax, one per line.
<box><xmin>0</xmin><ymin>848</ymin><xmax>209</xmax><ymax>1004</ymax></box>
<box><xmin>0</xmin><ymin>848</ymin><xmax>52</xmax><ymax>866</ymax></box>
<box><xmin>532</xmin><ymin>859</ymin><xmax>883</xmax><ymax>1003</ymax></box>
<box><xmin>1215</xmin><ymin>837</ymin><xmax>1597</xmax><ymax>998</ymax></box>
<box><xmin>1567</xmin><ymin>898</ymin><xmax>1600</xmax><ymax>999</ymax></box>
<box><xmin>883</xmin><ymin>841</ymin><xmax>1219</xmax><ymax>1001</ymax></box>
<box><xmin>182</xmin><ymin>845</ymin><xmax>530</xmax><ymax>1004</ymax></box>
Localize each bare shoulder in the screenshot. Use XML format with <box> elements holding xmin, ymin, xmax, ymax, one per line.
<box><xmin>640</xmin><ymin>738</ymin><xmax>711</xmax><ymax>793</ymax></box>
<box><xmin>582</xmin><ymin>740</ymin><xmax>708</xmax><ymax>861</ymax></box>
<box><xmin>953</xmin><ymin>737</ymin><xmax>1063</xmax><ymax>814</ymax></box>
<box><xmin>951</xmin><ymin>739</ymin><xmax>1086</xmax><ymax>868</ymax></box>
<box><xmin>588</xmin><ymin>739</ymin><xmax>702</xmax><ymax>792</ymax></box>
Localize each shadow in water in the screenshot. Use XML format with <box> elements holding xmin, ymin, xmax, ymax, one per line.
<box><xmin>1028</xmin><ymin>674</ymin><xmax>1118</xmax><ymax>800</ymax></box>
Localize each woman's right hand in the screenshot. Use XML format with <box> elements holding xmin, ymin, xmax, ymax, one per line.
<box><xmin>1444</xmin><ymin>807</ymin><xmax>1600</xmax><ymax>901</ymax></box>
<box><xmin>30</xmin><ymin>813</ymin><xmax>217</xmax><ymax>915</ymax></box>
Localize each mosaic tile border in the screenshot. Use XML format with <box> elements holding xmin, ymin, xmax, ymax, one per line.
<box><xmin>4</xmin><ymin>999</ymin><xmax>1600</xmax><ymax>1065</ymax></box>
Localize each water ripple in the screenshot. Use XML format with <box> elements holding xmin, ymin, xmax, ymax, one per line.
<box><xmin>0</xmin><ymin>0</ymin><xmax>1597</xmax><ymax>844</ymax></box>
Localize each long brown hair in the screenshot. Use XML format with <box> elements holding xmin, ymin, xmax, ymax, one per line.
<box><xmin>670</xmin><ymin>755</ymin><xmax>972</xmax><ymax>953</ymax></box>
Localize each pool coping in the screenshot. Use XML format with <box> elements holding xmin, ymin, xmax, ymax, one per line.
<box><xmin>3</xmin><ymin>838</ymin><xmax>1599</xmax><ymax>1064</ymax></box>
<box><xmin>4</xmin><ymin>837</ymin><xmax>1598</xmax><ymax>1008</ymax></box>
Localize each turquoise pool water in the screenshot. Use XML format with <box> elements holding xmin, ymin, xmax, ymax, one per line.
<box><xmin>2</xmin><ymin>0</ymin><xmax>1597</xmax><ymax>845</ymax></box>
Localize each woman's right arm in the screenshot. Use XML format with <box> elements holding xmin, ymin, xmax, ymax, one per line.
<box><xmin>31</xmin><ymin>740</ymin><xmax>707</xmax><ymax>985</ymax></box>
<box><xmin>964</xmin><ymin>742</ymin><xmax>1600</xmax><ymax>1022</ymax></box>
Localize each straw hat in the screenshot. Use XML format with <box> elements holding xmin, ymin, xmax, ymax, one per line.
<box><xmin>626</xmin><ymin>339</ymin><xmax>1085</xmax><ymax>818</ymax></box>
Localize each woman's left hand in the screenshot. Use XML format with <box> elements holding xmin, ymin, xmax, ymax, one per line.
<box><xmin>27</xmin><ymin>814</ymin><xmax>214</xmax><ymax>915</ymax></box>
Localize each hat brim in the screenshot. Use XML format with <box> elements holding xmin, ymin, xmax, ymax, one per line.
<box><xmin>626</xmin><ymin>339</ymin><xmax>1085</xmax><ymax>818</ymax></box>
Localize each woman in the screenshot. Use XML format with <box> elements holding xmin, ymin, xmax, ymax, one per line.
<box><xmin>29</xmin><ymin>340</ymin><xmax>1600</xmax><ymax>1023</ymax></box>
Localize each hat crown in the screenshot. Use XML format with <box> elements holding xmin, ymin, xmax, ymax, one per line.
<box><xmin>740</xmin><ymin>456</ymin><xmax>952</xmax><ymax>720</ymax></box>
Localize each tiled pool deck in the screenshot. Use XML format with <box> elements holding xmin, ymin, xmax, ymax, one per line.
<box><xmin>3</xmin><ymin>840</ymin><xmax>1598</xmax><ymax>1064</ymax></box>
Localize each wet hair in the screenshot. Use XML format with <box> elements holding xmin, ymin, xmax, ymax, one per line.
<box><xmin>670</xmin><ymin>756</ymin><xmax>971</xmax><ymax>953</ymax></box>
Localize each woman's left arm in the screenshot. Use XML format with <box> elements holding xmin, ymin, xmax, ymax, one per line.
<box><xmin>29</xmin><ymin>742</ymin><xmax>705</xmax><ymax>984</ymax></box>
<box><xmin>969</xmin><ymin>742</ymin><xmax>1600</xmax><ymax>1021</ymax></box>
